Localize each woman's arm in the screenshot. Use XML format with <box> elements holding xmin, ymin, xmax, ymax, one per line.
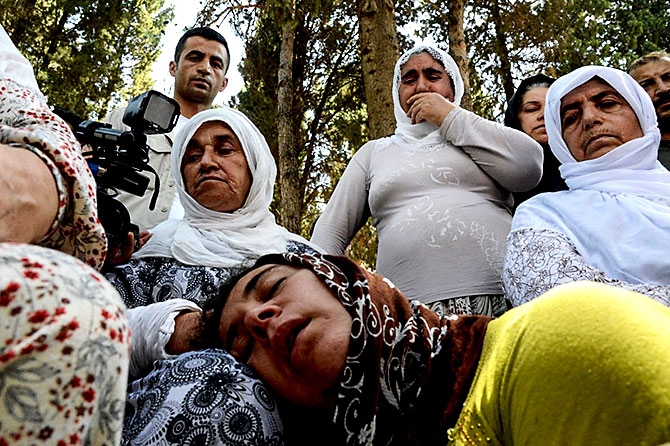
<box><xmin>502</xmin><ymin>228</ymin><xmax>670</xmax><ymax>307</ymax></box>
<box><xmin>441</xmin><ymin>108</ymin><xmax>544</xmax><ymax>192</ymax></box>
<box><xmin>1</xmin><ymin>24</ymin><xmax>106</xmax><ymax>268</ymax></box>
<box><xmin>126</xmin><ymin>299</ymin><xmax>202</xmax><ymax>379</ymax></box>
<box><xmin>311</xmin><ymin>145</ymin><xmax>373</xmax><ymax>254</ymax></box>
<box><xmin>0</xmin><ymin>144</ymin><xmax>58</xmax><ymax>243</ymax></box>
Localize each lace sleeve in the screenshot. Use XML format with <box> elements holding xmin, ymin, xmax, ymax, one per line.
<box><xmin>503</xmin><ymin>228</ymin><xmax>670</xmax><ymax>307</ymax></box>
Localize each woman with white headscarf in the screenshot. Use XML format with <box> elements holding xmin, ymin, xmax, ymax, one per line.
<box><xmin>105</xmin><ymin>107</ymin><xmax>320</xmax><ymax>445</ymax></box>
<box><xmin>311</xmin><ymin>44</ymin><xmax>543</xmax><ymax>316</ymax></box>
<box><xmin>503</xmin><ymin>66</ymin><xmax>670</xmax><ymax>307</ymax></box>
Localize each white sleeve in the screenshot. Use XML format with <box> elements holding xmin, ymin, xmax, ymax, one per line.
<box><xmin>127</xmin><ymin>299</ymin><xmax>202</xmax><ymax>379</ymax></box>
<box><xmin>503</xmin><ymin>227</ymin><xmax>670</xmax><ymax>307</ymax></box>
<box><xmin>440</xmin><ymin>107</ymin><xmax>544</xmax><ymax>192</ymax></box>
<box><xmin>0</xmin><ymin>25</ymin><xmax>42</xmax><ymax>94</ymax></box>
<box><xmin>310</xmin><ymin>143</ymin><xmax>373</xmax><ymax>254</ymax></box>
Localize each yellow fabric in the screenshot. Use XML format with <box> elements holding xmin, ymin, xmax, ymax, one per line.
<box><xmin>450</xmin><ymin>281</ymin><xmax>670</xmax><ymax>445</ymax></box>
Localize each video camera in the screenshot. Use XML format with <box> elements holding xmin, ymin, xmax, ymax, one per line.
<box><xmin>56</xmin><ymin>90</ymin><xmax>180</xmax><ymax>251</ymax></box>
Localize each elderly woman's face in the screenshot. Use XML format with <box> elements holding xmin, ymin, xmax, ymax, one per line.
<box><xmin>560</xmin><ymin>78</ymin><xmax>643</xmax><ymax>161</ymax></box>
<box><xmin>518</xmin><ymin>86</ymin><xmax>550</xmax><ymax>147</ymax></box>
<box><xmin>398</xmin><ymin>51</ymin><xmax>454</xmax><ymax>112</ymax></box>
<box><xmin>181</xmin><ymin>121</ymin><xmax>252</xmax><ymax>212</ymax></box>
<box><xmin>219</xmin><ymin>264</ymin><xmax>352</xmax><ymax>411</ymax></box>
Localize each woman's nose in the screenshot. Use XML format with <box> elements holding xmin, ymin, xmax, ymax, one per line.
<box><xmin>244</xmin><ymin>304</ymin><xmax>281</xmax><ymax>341</ymax></box>
<box><xmin>198</xmin><ymin>147</ymin><xmax>217</xmax><ymax>169</ymax></box>
<box><xmin>416</xmin><ymin>75</ymin><xmax>429</xmax><ymax>92</ymax></box>
<box><xmin>582</xmin><ymin>105</ymin><xmax>601</xmax><ymax>130</ymax></box>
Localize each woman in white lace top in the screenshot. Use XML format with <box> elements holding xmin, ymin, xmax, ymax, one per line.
<box><xmin>503</xmin><ymin>65</ymin><xmax>670</xmax><ymax>307</ymax></box>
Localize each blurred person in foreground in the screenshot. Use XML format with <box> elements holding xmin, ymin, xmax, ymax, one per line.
<box><xmin>0</xmin><ymin>24</ymin><xmax>129</xmax><ymax>445</ymax></box>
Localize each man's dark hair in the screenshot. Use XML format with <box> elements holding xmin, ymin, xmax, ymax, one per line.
<box><xmin>174</xmin><ymin>27</ymin><xmax>231</xmax><ymax>74</ymax></box>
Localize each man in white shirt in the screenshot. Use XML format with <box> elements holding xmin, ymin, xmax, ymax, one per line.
<box><xmin>104</xmin><ymin>27</ymin><xmax>230</xmax><ymax>232</ymax></box>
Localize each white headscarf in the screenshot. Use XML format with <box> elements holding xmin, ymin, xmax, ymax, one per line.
<box><xmin>515</xmin><ymin>66</ymin><xmax>670</xmax><ymax>285</ymax></box>
<box><xmin>545</xmin><ymin>65</ymin><xmax>670</xmax><ymax>194</ymax></box>
<box><xmin>392</xmin><ymin>45</ymin><xmax>464</xmax><ymax>147</ymax></box>
<box><xmin>134</xmin><ymin>107</ymin><xmax>316</xmax><ymax>267</ymax></box>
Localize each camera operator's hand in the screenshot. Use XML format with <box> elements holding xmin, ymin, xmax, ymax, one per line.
<box><xmin>0</xmin><ymin>143</ymin><xmax>58</xmax><ymax>243</ymax></box>
<box><xmin>138</xmin><ymin>230</ymin><xmax>153</xmax><ymax>248</ymax></box>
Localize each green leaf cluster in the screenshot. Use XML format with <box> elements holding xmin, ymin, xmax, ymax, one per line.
<box><xmin>198</xmin><ymin>1</ymin><xmax>368</xmax><ymax>239</ymax></box>
<box><xmin>1</xmin><ymin>0</ymin><xmax>173</xmax><ymax>119</ymax></box>
<box><xmin>412</xmin><ymin>0</ymin><xmax>669</xmax><ymax>119</ymax></box>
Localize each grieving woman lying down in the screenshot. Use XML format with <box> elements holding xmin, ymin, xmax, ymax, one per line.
<box><xmin>168</xmin><ymin>252</ymin><xmax>670</xmax><ymax>445</ymax></box>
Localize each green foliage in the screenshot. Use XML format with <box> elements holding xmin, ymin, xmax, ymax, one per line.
<box><xmin>413</xmin><ymin>0</ymin><xmax>669</xmax><ymax>120</ymax></box>
<box><xmin>197</xmin><ymin>0</ymin><xmax>378</xmax><ymax>266</ymax></box>
<box><xmin>1</xmin><ymin>0</ymin><xmax>173</xmax><ymax>119</ymax></box>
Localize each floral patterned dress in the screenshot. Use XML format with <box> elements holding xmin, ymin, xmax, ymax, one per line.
<box><xmin>1</xmin><ymin>75</ymin><xmax>130</xmax><ymax>445</ymax></box>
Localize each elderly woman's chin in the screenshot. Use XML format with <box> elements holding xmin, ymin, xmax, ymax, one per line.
<box><xmin>191</xmin><ymin>184</ymin><xmax>247</xmax><ymax>213</ymax></box>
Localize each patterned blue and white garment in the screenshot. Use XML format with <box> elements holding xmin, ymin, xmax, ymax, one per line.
<box><xmin>106</xmin><ymin>107</ymin><xmax>320</xmax><ymax>445</ymax></box>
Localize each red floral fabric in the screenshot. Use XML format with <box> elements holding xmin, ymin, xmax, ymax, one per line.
<box><xmin>0</xmin><ymin>78</ymin><xmax>106</xmax><ymax>270</ymax></box>
<box><xmin>0</xmin><ymin>243</ymin><xmax>129</xmax><ymax>445</ymax></box>
<box><xmin>1</xmin><ymin>77</ymin><xmax>128</xmax><ymax>444</ymax></box>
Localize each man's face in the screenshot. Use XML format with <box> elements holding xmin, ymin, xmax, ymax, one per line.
<box><xmin>398</xmin><ymin>51</ymin><xmax>455</xmax><ymax>113</ymax></box>
<box><xmin>219</xmin><ymin>264</ymin><xmax>352</xmax><ymax>411</ymax></box>
<box><xmin>181</xmin><ymin>121</ymin><xmax>251</xmax><ymax>212</ymax></box>
<box><xmin>630</xmin><ymin>58</ymin><xmax>670</xmax><ymax>130</ymax></box>
<box><xmin>560</xmin><ymin>78</ymin><xmax>643</xmax><ymax>161</ymax></box>
<box><xmin>169</xmin><ymin>36</ymin><xmax>229</xmax><ymax>109</ymax></box>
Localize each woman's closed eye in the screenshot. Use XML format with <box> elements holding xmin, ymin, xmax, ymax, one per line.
<box><xmin>261</xmin><ymin>277</ymin><xmax>285</xmax><ymax>302</ymax></box>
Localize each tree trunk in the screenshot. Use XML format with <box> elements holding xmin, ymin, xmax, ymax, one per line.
<box><xmin>277</xmin><ymin>0</ymin><xmax>301</xmax><ymax>233</ymax></box>
<box><xmin>446</xmin><ymin>0</ymin><xmax>472</xmax><ymax>110</ymax></box>
<box><xmin>357</xmin><ymin>0</ymin><xmax>399</xmax><ymax>140</ymax></box>
<box><xmin>489</xmin><ymin>0</ymin><xmax>514</xmax><ymax>102</ymax></box>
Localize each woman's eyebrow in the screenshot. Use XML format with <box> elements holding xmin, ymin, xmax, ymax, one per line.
<box><xmin>224</xmin><ymin>265</ymin><xmax>280</xmax><ymax>352</ymax></box>
<box><xmin>244</xmin><ymin>264</ymin><xmax>279</xmax><ymax>297</ymax></box>
<box><xmin>401</xmin><ymin>69</ymin><xmax>418</xmax><ymax>81</ymax></box>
